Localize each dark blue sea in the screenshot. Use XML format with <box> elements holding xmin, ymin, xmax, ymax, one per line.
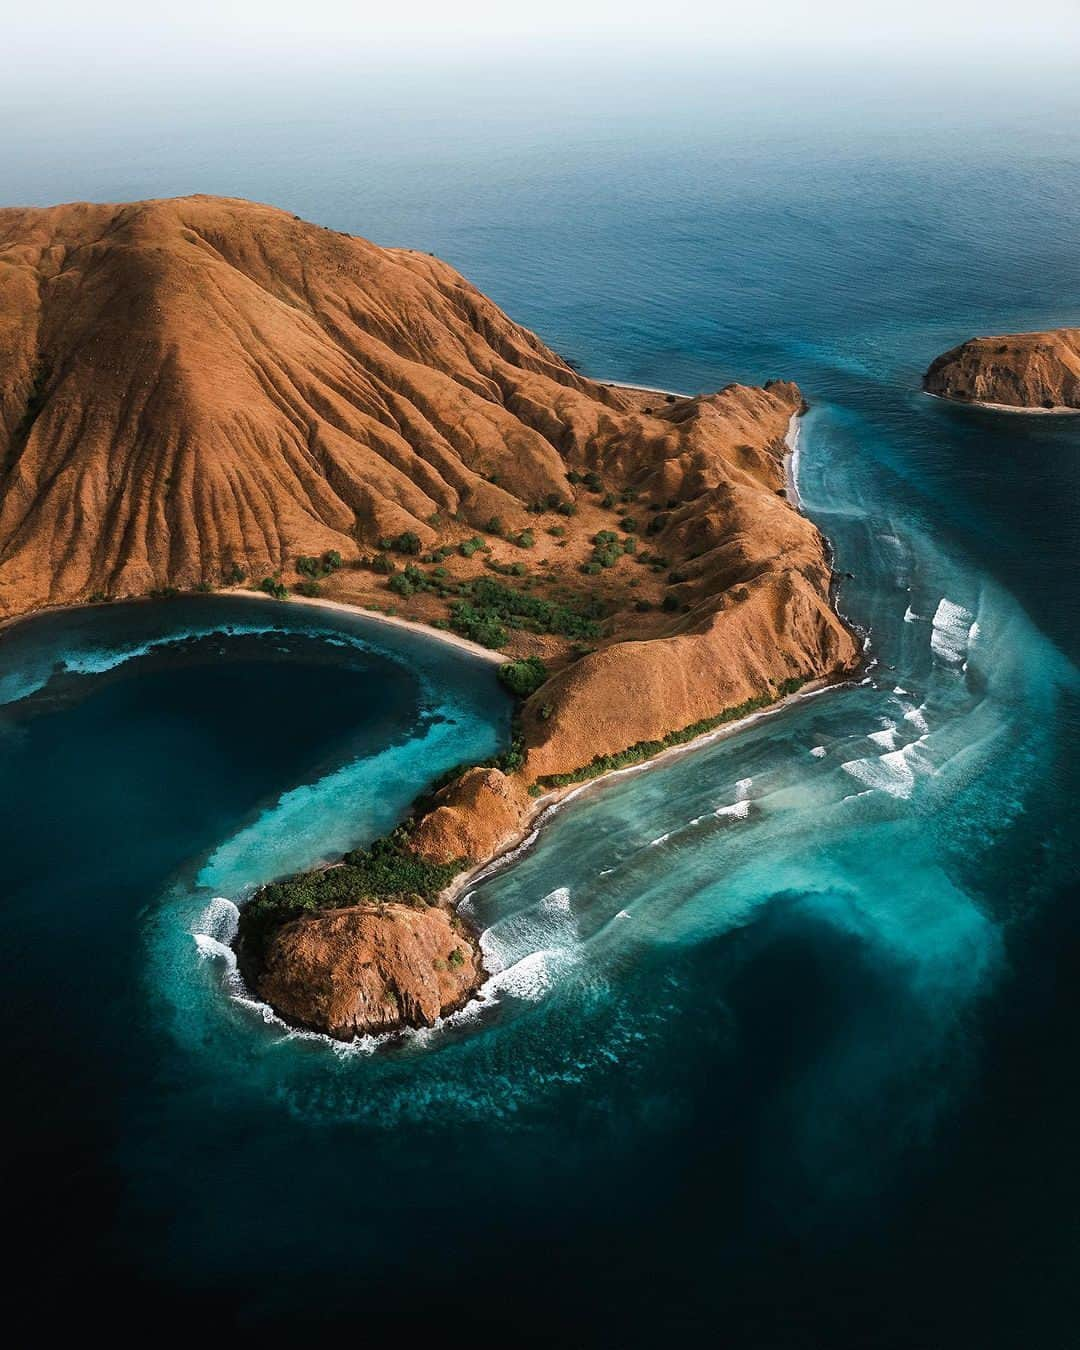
<box><xmin>2</xmin><ymin>59</ymin><xmax>1078</xmax><ymax>1345</ymax></box>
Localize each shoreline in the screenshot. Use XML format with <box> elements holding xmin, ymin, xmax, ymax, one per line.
<box><xmin>0</xmin><ymin>586</ymin><xmax>507</xmax><ymax>667</ymax></box>
<box><xmin>219</xmin><ymin>588</ymin><xmax>506</xmax><ymax>665</ymax></box>
<box><xmin>441</xmin><ymin>671</ymin><xmax>845</xmax><ymax>908</ymax></box>
<box><xmin>923</xmin><ymin>389</ymin><xmax>1080</xmax><ymax>416</ymax></box>
<box><xmin>783</xmin><ymin>411</ymin><xmax>803</xmax><ymax>508</ymax></box>
<box><xmin>604</xmin><ymin>379</ymin><xmax>694</xmax><ymax>398</ymax></box>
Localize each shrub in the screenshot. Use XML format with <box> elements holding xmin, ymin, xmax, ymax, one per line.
<box><xmin>258</xmin><ymin>576</ymin><xmax>289</xmax><ymax>600</ymax></box>
<box><xmin>498</xmin><ymin>656</ymin><xmax>549</xmax><ymax>698</ymax></box>
<box><xmin>512</xmin><ymin>529</ymin><xmax>535</xmax><ymax>549</ymax></box>
<box><xmin>601</xmin><ymin>493</ymin><xmax>616</xmax><ymax>509</ymax></box>
<box><xmin>648</xmin><ymin>512</ymin><xmax>671</xmax><ymax>535</ymax></box>
<box><xmin>295</xmin><ymin>580</ymin><xmax>322</xmax><ymax>598</ymax></box>
<box><xmin>371</xmin><ymin>553</ymin><xmax>397</xmax><ymax>575</ymax></box>
<box><xmin>661</xmin><ymin>593</ymin><xmax>680</xmax><ymax>612</ymax></box>
<box><xmin>447</xmin><ymin>947</ymin><xmax>466</xmax><ymax>969</ymax></box>
<box><xmin>392</xmin><ymin>531</ymin><xmax>422</xmax><ymax>555</ymax></box>
<box><xmin>389</xmin><ymin>573</ymin><xmax>416</xmax><ymax>598</ymax></box>
<box><xmin>486</xmin><ymin>516</ymin><xmax>504</xmax><ymax>536</ymax></box>
<box><xmin>223</xmin><ymin>563</ymin><xmax>246</xmax><ymax>585</ymax></box>
<box><xmin>635</xmin><ymin>599</ymin><xmax>652</xmax><ymax>612</ymax></box>
<box><xmin>556</xmin><ymin>501</ymin><xmax>577</xmax><ymax>517</ymax></box>
<box><xmin>459</xmin><ymin>536</ymin><xmax>488</xmax><ymax>559</ymax></box>
<box><xmin>619</xmin><ymin>516</ymin><xmax>638</xmax><ymax>533</ymax></box>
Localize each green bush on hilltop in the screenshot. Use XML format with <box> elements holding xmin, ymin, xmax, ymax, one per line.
<box><xmin>498</xmin><ymin>656</ymin><xmax>549</xmax><ymax>698</ymax></box>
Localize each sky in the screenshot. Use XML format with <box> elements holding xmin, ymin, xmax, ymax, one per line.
<box><xmin>9</xmin><ymin>0</ymin><xmax>1080</xmax><ymax>71</ymax></box>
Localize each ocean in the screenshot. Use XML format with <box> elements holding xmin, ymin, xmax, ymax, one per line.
<box><xmin>1</xmin><ymin>58</ymin><xmax>1078</xmax><ymax>1344</ymax></box>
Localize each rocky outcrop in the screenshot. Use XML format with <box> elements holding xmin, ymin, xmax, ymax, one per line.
<box><xmin>252</xmin><ymin>902</ymin><xmax>480</xmax><ymax>1041</ymax></box>
<box><xmin>410</xmin><ymin>767</ymin><xmax>530</xmax><ymax>865</ymax></box>
<box><xmin>924</xmin><ymin>329</ymin><xmax>1080</xmax><ymax>410</ymax></box>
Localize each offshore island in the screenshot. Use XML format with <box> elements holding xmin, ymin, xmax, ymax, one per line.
<box><xmin>0</xmin><ymin>195</ymin><xmax>860</xmax><ymax>1038</ymax></box>
<box><xmin>924</xmin><ymin>328</ymin><xmax>1080</xmax><ymax>411</ymax></box>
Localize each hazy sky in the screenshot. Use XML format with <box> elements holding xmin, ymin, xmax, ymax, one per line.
<box><xmin>10</xmin><ymin>0</ymin><xmax>1080</xmax><ymax>67</ymax></box>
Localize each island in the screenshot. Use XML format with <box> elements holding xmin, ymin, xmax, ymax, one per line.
<box><xmin>924</xmin><ymin>328</ymin><xmax>1080</xmax><ymax>411</ymax></box>
<box><xmin>0</xmin><ymin>195</ymin><xmax>860</xmax><ymax>1038</ymax></box>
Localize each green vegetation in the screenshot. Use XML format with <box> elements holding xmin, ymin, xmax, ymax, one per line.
<box><xmin>258</xmin><ymin>576</ymin><xmax>289</xmax><ymax>600</ymax></box>
<box><xmin>385</xmin><ymin>531</ymin><xmax>422</xmax><ymax>555</ymax></box>
<box><xmin>537</xmin><ymin>683</ymin><xmax>806</xmax><ymax>788</ymax></box>
<box><xmin>448</xmin><ymin>577</ymin><xmax>604</xmax><ymax>649</ymax></box>
<box><xmin>510</xmin><ymin>528</ymin><xmax>535</xmax><ymax>549</ymax></box>
<box><xmin>236</xmin><ymin>833</ymin><xmax>463</xmax><ymax>966</ymax></box>
<box><xmin>447</xmin><ymin>946</ymin><xmax>466</xmax><ymax>969</ymax></box>
<box><xmin>388</xmin><ymin>572</ymin><xmax>417</xmax><ymax>598</ymax></box>
<box><xmin>498</xmin><ymin>656</ymin><xmax>549</xmax><ymax>698</ymax></box>
<box><xmin>295</xmin><ymin>580</ymin><xmax>322</xmax><ymax>598</ymax></box>
<box><xmin>296</xmin><ymin>550</ymin><xmax>343</xmax><ymax>579</ymax></box>
<box><xmin>459</xmin><ymin>535</ymin><xmax>489</xmax><ymax>559</ymax></box>
<box><xmin>587</xmin><ymin>529</ymin><xmax>624</xmax><ymax>569</ymax></box>
<box><xmin>370</xmin><ymin>553</ymin><xmax>397</xmax><ymax>575</ymax></box>
<box><xmin>223</xmin><ymin>563</ymin><xmax>247</xmax><ymax>585</ymax></box>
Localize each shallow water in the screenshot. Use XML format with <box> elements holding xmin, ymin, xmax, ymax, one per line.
<box><xmin>2</xmin><ymin>63</ymin><xmax>1079</xmax><ymax>1345</ymax></box>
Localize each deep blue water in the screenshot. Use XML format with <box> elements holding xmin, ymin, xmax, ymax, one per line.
<box><xmin>2</xmin><ymin>62</ymin><xmax>1079</xmax><ymax>1345</ymax></box>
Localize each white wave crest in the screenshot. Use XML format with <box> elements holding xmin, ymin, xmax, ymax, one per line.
<box><xmin>931</xmin><ymin>597</ymin><xmax>976</xmax><ymax>664</ymax></box>
<box><xmin>903</xmin><ymin>703</ymin><xmax>929</xmax><ymax>734</ymax></box>
<box><xmin>809</xmin><ymin>745</ymin><xmax>827</xmax><ymax>758</ymax></box>
<box><xmin>716</xmin><ymin>799</ymin><xmax>751</xmax><ymax>819</ymax></box>
<box><xmin>840</xmin><ymin>739</ymin><xmax>931</xmax><ymax>800</ymax></box>
<box><xmin>648</xmin><ymin>831</ymin><xmax>672</xmax><ymax>847</ymax></box>
<box><xmin>867</xmin><ymin>722</ymin><xmax>899</xmax><ymax>749</ymax></box>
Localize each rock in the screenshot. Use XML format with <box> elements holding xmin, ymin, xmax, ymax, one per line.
<box><xmin>252</xmin><ymin>902</ymin><xmax>480</xmax><ymax>1041</ymax></box>
<box><xmin>924</xmin><ymin>329</ymin><xmax>1080</xmax><ymax>410</ymax></box>
<box><xmin>410</xmin><ymin>767</ymin><xmax>530</xmax><ymax>865</ymax></box>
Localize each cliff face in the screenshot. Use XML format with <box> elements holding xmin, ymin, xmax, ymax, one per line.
<box><xmin>2</xmin><ymin>195</ymin><xmax>860</xmax><ymax>1039</ymax></box>
<box><xmin>924</xmin><ymin>329</ymin><xmax>1080</xmax><ymax>410</ymax></box>
<box><xmin>251</xmin><ymin>902</ymin><xmax>480</xmax><ymax>1041</ymax></box>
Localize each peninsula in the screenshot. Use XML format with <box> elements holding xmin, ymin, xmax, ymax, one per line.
<box><xmin>924</xmin><ymin>328</ymin><xmax>1080</xmax><ymax>411</ymax></box>
<box><xmin>0</xmin><ymin>195</ymin><xmax>859</xmax><ymax>1038</ymax></box>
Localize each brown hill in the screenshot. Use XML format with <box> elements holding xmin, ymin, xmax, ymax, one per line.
<box><xmin>1</xmin><ymin>194</ymin><xmax>860</xmax><ymax>1037</ymax></box>
<box><xmin>924</xmin><ymin>328</ymin><xmax>1080</xmax><ymax>410</ymax></box>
